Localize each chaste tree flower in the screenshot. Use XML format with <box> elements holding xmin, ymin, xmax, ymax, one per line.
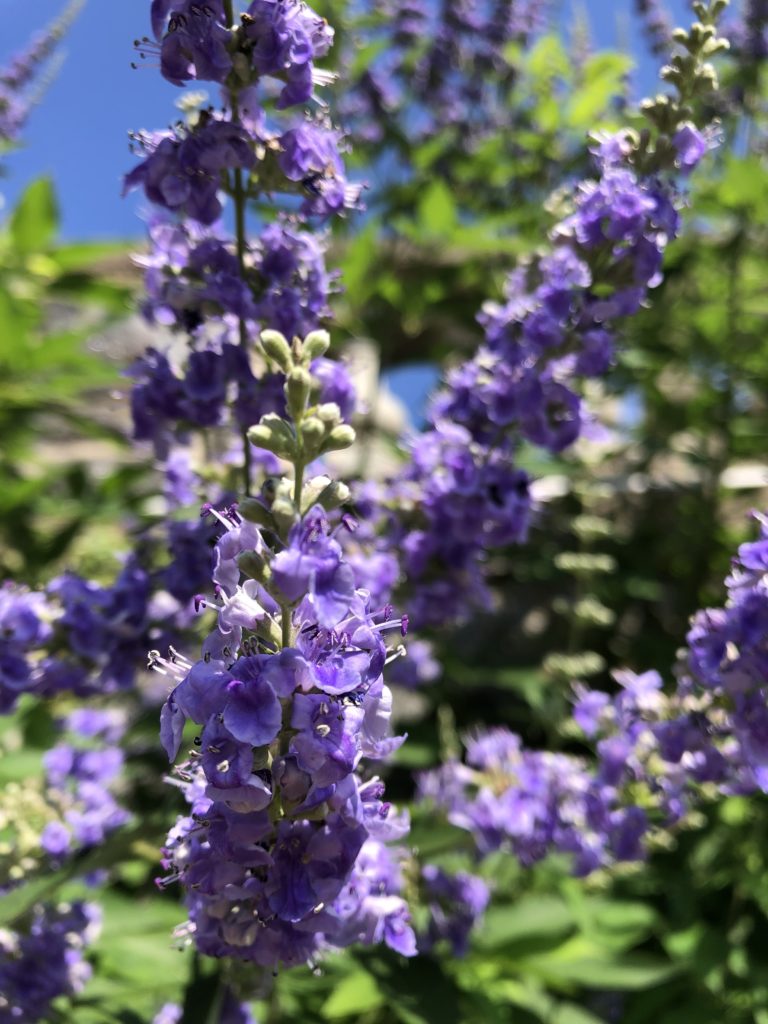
<box><xmin>0</xmin><ymin>709</ymin><xmax>126</xmax><ymax>1023</ymax></box>
<box><xmin>634</xmin><ymin>0</ymin><xmax>674</xmax><ymax>57</ymax></box>
<box><xmin>0</xmin><ymin>902</ymin><xmax>101</xmax><ymax>1024</ymax></box>
<box><xmin>381</xmin><ymin>0</ymin><xmax>730</xmax><ymax>627</ymax></box>
<box><xmin>420</xmin><ymin>508</ymin><xmax>768</xmax><ymax>876</ymax></box>
<box><xmin>126</xmin><ymin>0</ymin><xmax>359</xmax><ymax>464</ymax></box>
<box><xmin>340</xmin><ymin>0</ymin><xmax>550</xmax><ymax>147</ymax></box>
<box><xmin>0</xmin><ymin>0</ymin><xmax>83</xmax><ymax>150</ymax></box>
<box><xmin>155</xmin><ymin>330</ymin><xmax>416</xmax><ymax>975</ymax></box>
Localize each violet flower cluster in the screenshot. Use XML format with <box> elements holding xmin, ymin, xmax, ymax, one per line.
<box><xmin>0</xmin><ymin>558</ymin><xmax>183</xmax><ymax>710</ymax></box>
<box><xmin>0</xmin><ymin>675</ymin><xmax>128</xmax><ymax>1019</ymax></box>
<box><xmin>418</xmin><ymin>865</ymin><xmax>490</xmax><ymax>958</ymax></box>
<box><xmin>0</xmin><ymin>575</ymin><xmax>145</xmax><ymax>710</ymax></box>
<box><xmin>0</xmin><ymin>584</ymin><xmax>56</xmax><ymax>713</ymax></box>
<box><xmin>0</xmin><ymin>480</ymin><xmax>229</xmax><ymax>712</ymax></box>
<box><xmin>340</xmin><ymin>0</ymin><xmax>549</xmax><ymax>146</ymax></box>
<box><xmin>420</xmin><ymin>510</ymin><xmax>768</xmax><ymax>876</ymax></box>
<box><xmin>40</xmin><ymin>708</ymin><xmax>129</xmax><ymax>860</ymax></box>
<box><xmin>126</xmin><ymin>0</ymin><xmax>359</xmax><ymax>459</ymax></box>
<box><xmin>0</xmin><ymin>902</ymin><xmax>101</xmax><ymax>1024</ymax></box>
<box><xmin>384</xmin><ymin>7</ymin><xmax>727</xmax><ymax>628</ymax></box>
<box><xmin>727</xmin><ymin>0</ymin><xmax>768</xmax><ymax>60</ymax></box>
<box><xmin>0</xmin><ymin>707</ymin><xmax>128</xmax><ymax>895</ymax></box>
<box><xmin>155</xmin><ymin>331</ymin><xmax>416</xmax><ymax>973</ymax></box>
<box><xmin>634</xmin><ymin>0</ymin><xmax>674</xmax><ymax>57</ymax></box>
<box><xmin>0</xmin><ymin>0</ymin><xmax>82</xmax><ymax>148</ymax></box>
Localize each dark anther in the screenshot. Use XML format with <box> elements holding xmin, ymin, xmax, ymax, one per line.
<box><xmin>488</xmin><ymin>482</ymin><xmax>505</xmax><ymax>507</ymax></box>
<box><xmin>302</xmin><ymin>172</ymin><xmax>324</xmax><ymax>196</ymax></box>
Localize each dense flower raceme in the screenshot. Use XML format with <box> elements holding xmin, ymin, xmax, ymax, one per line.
<box><xmin>40</xmin><ymin>708</ymin><xmax>130</xmax><ymax>859</ymax></box>
<box><xmin>0</xmin><ymin>584</ymin><xmax>56</xmax><ymax>713</ymax></box>
<box><xmin>634</xmin><ymin>0</ymin><xmax>674</xmax><ymax>57</ymax></box>
<box><xmin>384</xmin><ymin>10</ymin><xmax>727</xmax><ymax>626</ymax></box>
<box><xmin>157</xmin><ymin>503</ymin><xmax>416</xmax><ymax>969</ymax></box>
<box><xmin>728</xmin><ymin>0</ymin><xmax>768</xmax><ymax>61</ymax></box>
<box><xmin>420</xmin><ymin>512</ymin><xmax>768</xmax><ymax>875</ymax></box>
<box><xmin>0</xmin><ymin>902</ymin><xmax>101</xmax><ymax>1024</ymax></box>
<box><xmin>144</xmin><ymin>0</ymin><xmax>334</xmax><ymax>107</ymax></box>
<box><xmin>130</xmin><ymin>211</ymin><xmax>342</xmax><ymax>453</ymax></box>
<box><xmin>125</xmin><ymin>0</ymin><xmax>358</xmax><ymax>454</ymax></box>
<box><xmin>418</xmin><ymin>865</ymin><xmax>490</xmax><ymax>958</ymax></box>
<box><xmin>0</xmin><ymin>529</ymin><xmax>218</xmax><ymax>713</ymax></box>
<box><xmin>0</xmin><ymin>0</ymin><xmax>82</xmax><ymax>147</ymax></box>
<box><xmin>340</xmin><ymin>0</ymin><xmax>550</xmax><ymax>146</ymax></box>
<box><xmin>146</xmin><ymin>332</ymin><xmax>417</xmax><ymax>972</ymax></box>
<box><xmin>0</xmin><ymin>446</ymin><xmax>211</xmax><ymax>711</ymax></box>
<box><xmin>0</xmin><ymin>708</ymin><xmax>128</xmax><ymax>893</ymax></box>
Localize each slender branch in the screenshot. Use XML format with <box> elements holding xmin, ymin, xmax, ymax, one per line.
<box><xmin>280</xmin><ymin>603</ymin><xmax>292</xmax><ymax>649</ymax></box>
<box><xmin>222</xmin><ymin>1</ymin><xmax>254</xmax><ymax>495</ymax></box>
<box><xmin>293</xmin><ymin>457</ymin><xmax>304</xmax><ymax>511</ymax></box>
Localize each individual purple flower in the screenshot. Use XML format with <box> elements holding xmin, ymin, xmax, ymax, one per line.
<box><xmin>420</xmin><ymin>866</ymin><xmax>490</xmax><ymax>956</ymax></box>
<box><xmin>222</xmin><ymin>671</ymin><xmax>282</xmax><ymax>747</ymax></box>
<box><xmin>673</xmin><ymin>122</ymin><xmax>708</xmax><ymax>172</ymax></box>
<box><xmin>278</xmin><ymin>121</ymin><xmax>361</xmax><ymax>219</ymax></box>
<box><xmin>148</xmin><ymin>0</ymin><xmax>232</xmax><ymax>85</ymax></box>
<box><xmin>243</xmin><ymin>0</ymin><xmax>335</xmax><ymax>108</ymax></box>
<box><xmin>169</xmin><ymin>658</ymin><xmax>233</xmax><ymax>723</ymax></box>
<box><xmin>254</xmin><ymin>219</ymin><xmax>335</xmax><ymax>339</ymax></box>
<box><xmin>290</xmin><ymin>693</ymin><xmax>364</xmax><ymax>785</ymax></box>
<box><xmin>572</xmin><ymin>685</ymin><xmax>610</xmax><ymax>737</ymax></box>
<box><xmin>272</xmin><ymin>505</ymin><xmax>356</xmax><ymax>626</ymax></box>
<box><xmin>311</xmin><ymin>357</ymin><xmax>356</xmax><ymax>420</ymax></box>
<box><xmin>124</xmin><ymin>120</ymin><xmax>255</xmax><ymax>226</ymax></box>
<box><xmin>40</xmin><ymin>820</ymin><xmax>72</xmax><ymax>857</ymax></box>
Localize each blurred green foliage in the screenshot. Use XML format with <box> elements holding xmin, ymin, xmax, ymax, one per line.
<box><xmin>0</xmin><ymin>176</ymin><xmax>146</xmax><ymax>583</ymax></box>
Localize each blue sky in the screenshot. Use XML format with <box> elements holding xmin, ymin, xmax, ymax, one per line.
<box><xmin>1</xmin><ymin>0</ymin><xmax>694</xmax><ymax>241</ymax></box>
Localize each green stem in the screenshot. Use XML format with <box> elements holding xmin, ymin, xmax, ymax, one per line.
<box><xmin>222</xmin><ymin>0</ymin><xmax>253</xmax><ymax>495</ymax></box>
<box><xmin>266</xmin><ymin>983</ymin><xmax>281</xmax><ymax>1024</ymax></box>
<box><xmin>293</xmin><ymin>457</ymin><xmax>304</xmax><ymax>512</ymax></box>
<box><xmin>280</xmin><ymin>604</ymin><xmax>292</xmax><ymax>649</ymax></box>
<box><xmin>230</xmin><ymin>164</ymin><xmax>253</xmax><ymax>496</ymax></box>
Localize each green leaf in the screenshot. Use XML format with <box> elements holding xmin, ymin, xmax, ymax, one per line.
<box><xmin>10</xmin><ymin>177</ymin><xmax>59</xmax><ymax>253</ymax></box>
<box><xmin>554</xmin><ymin>1005</ymin><xmax>607</xmax><ymax>1024</ymax></box>
<box><xmin>356</xmin><ymin>951</ymin><xmax>466</xmax><ymax>1024</ymax></box>
<box><xmin>475</xmin><ymin>896</ymin><xmax>575</xmax><ymax>951</ymax></box>
<box><xmin>95</xmin><ymin>892</ymin><xmax>191</xmax><ymax>995</ymax></box>
<box><xmin>526</xmin><ymin>35</ymin><xmax>570</xmax><ymax>84</ymax></box>
<box><xmin>719</xmin><ymin>156</ymin><xmax>768</xmax><ymax>213</ymax></box>
<box><xmin>522</xmin><ymin>937</ymin><xmax>680</xmax><ymax>990</ymax></box>
<box><xmin>52</xmin><ymin>238</ymin><xmax>135</xmax><ymax>271</ymax></box>
<box><xmin>417</xmin><ymin>180</ymin><xmax>457</xmax><ymax>236</ymax></box>
<box><xmin>338</xmin><ymin>221</ymin><xmax>377</xmax><ymax>307</ymax></box>
<box><xmin>0</xmin><ymin>870</ymin><xmax>68</xmax><ymax>926</ymax></box>
<box><xmin>322</xmin><ymin>970</ymin><xmax>383</xmax><ymax>1019</ymax></box>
